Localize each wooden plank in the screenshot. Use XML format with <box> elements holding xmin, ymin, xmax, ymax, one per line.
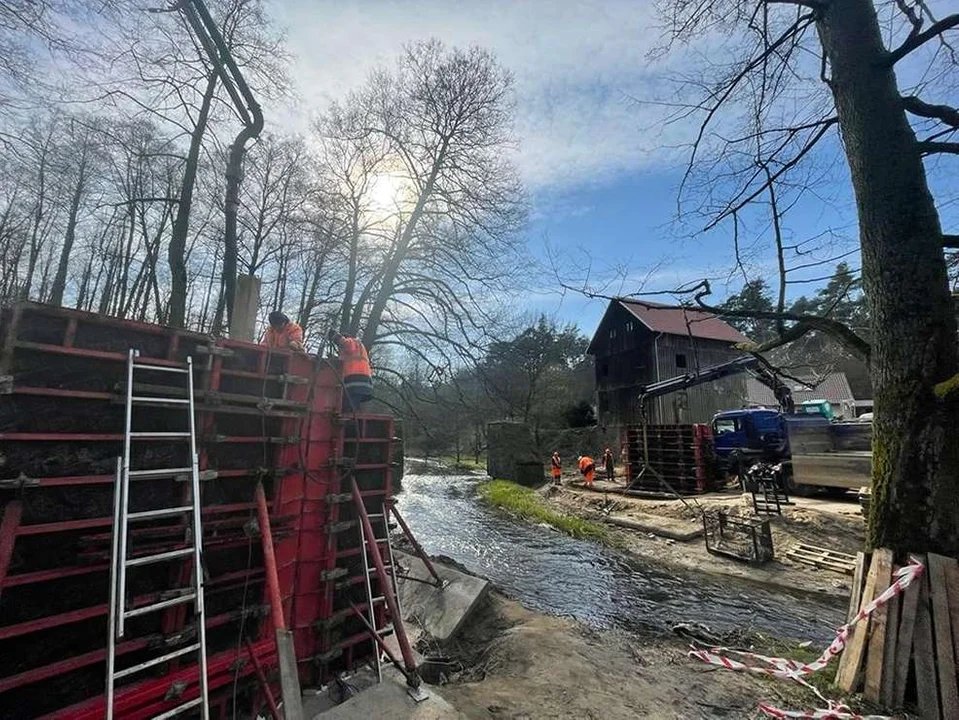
<box><xmin>942</xmin><ymin>558</ymin><xmax>959</xmax><ymax>680</ymax></box>
<box><xmin>880</xmin><ymin>563</ymin><xmax>901</xmax><ymax>708</ymax></box>
<box><xmin>847</xmin><ymin>552</ymin><xmax>867</xmax><ymax>623</ymax></box>
<box><xmin>863</xmin><ymin>549</ymin><xmax>894</xmax><ymax>702</ymax></box>
<box><xmin>913</xmin><ymin>573</ymin><xmax>941</xmax><ymax>720</ymax></box>
<box><xmin>893</xmin><ymin>556</ymin><xmax>924</xmax><ymax>708</ymax></box>
<box><xmin>928</xmin><ymin>554</ymin><xmax>959</xmax><ymax>718</ymax></box>
<box><xmin>837</xmin><ymin>552</ymin><xmax>880</xmax><ymax>691</ymax></box>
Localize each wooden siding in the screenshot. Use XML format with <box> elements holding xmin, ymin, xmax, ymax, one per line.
<box><xmin>593</xmin><ymin>304</ymin><xmax>747</xmax><ymax>425</ymax></box>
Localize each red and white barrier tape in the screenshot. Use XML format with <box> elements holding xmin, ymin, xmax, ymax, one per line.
<box><xmin>689</xmin><ymin>556</ymin><xmax>924</xmax><ymax>718</ymax></box>
<box><xmin>758</xmin><ymin>700</ymin><xmax>894</xmax><ymax>719</ymax></box>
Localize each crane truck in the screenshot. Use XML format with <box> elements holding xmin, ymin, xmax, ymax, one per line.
<box><xmin>636</xmin><ymin>355</ymin><xmax>872</xmax><ymax>494</ymax></box>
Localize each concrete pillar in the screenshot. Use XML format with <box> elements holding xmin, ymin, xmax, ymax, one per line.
<box><xmin>230</xmin><ymin>274</ymin><xmax>260</xmax><ymax>342</ymax></box>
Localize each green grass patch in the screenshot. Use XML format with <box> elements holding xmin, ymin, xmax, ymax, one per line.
<box><xmin>478</xmin><ymin>479</ymin><xmax>606</xmax><ymax>540</ymax></box>
<box><xmin>437</xmin><ymin>456</ymin><xmax>486</xmax><ymax>473</ymax></box>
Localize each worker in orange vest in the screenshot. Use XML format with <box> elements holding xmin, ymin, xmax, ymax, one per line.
<box><xmin>329</xmin><ymin>330</ymin><xmax>373</xmax><ymax>409</ymax></box>
<box><xmin>550</xmin><ymin>452</ymin><xmax>562</xmax><ymax>484</ymax></box>
<box><xmin>577</xmin><ymin>455</ymin><xmax>595</xmax><ymax>487</ymax></box>
<box><xmin>603</xmin><ymin>447</ymin><xmax>615</xmax><ymax>482</ymax></box>
<box><xmin>261</xmin><ymin>311</ymin><xmax>304</xmax><ymax>351</ymax></box>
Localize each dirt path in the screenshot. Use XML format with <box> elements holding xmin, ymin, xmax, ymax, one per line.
<box><xmin>430</xmin><ymin>592</ymin><xmax>819</xmax><ymax>720</ymax></box>
<box><xmin>544</xmin><ymin>480</ymin><xmax>865</xmax><ymax>601</ymax></box>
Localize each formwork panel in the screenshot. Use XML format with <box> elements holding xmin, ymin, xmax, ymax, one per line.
<box><xmin>0</xmin><ymin>303</ymin><xmax>397</xmax><ymax>717</ymax></box>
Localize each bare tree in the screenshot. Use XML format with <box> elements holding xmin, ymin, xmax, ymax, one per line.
<box><xmin>656</xmin><ymin>0</ymin><xmax>959</xmax><ymax>554</ymax></box>
<box><xmin>316</xmin><ymin>40</ymin><xmax>527</xmax><ymax>365</ymax></box>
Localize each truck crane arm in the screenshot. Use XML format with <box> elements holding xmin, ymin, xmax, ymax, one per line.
<box><xmin>637</xmin><ymin>354</ymin><xmax>795</xmax><ymax>415</ymax></box>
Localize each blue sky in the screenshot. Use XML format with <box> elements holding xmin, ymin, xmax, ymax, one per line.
<box><xmin>269</xmin><ymin>0</ymin><xmax>955</xmax><ymax>339</ymax></box>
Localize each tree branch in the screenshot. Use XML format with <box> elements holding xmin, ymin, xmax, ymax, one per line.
<box><xmin>689</xmin><ymin>280</ymin><xmax>872</xmax><ymax>363</ymax></box>
<box><xmin>918</xmin><ymin>141</ymin><xmax>959</xmax><ymax>155</ymax></box>
<box><xmin>887</xmin><ymin>14</ymin><xmax>959</xmax><ymax>65</ymax></box>
<box><xmin>902</xmin><ymin>95</ymin><xmax>959</xmax><ymax>128</ymax></box>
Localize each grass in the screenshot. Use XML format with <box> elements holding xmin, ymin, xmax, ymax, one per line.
<box><xmin>478</xmin><ymin>479</ymin><xmax>606</xmax><ymax>540</ymax></box>
<box><xmin>437</xmin><ymin>455</ymin><xmax>487</xmax><ymax>473</ymax></box>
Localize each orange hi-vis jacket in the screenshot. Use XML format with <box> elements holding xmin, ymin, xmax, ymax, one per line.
<box><xmin>578</xmin><ymin>456</ymin><xmax>595</xmax><ymax>476</ymax></box>
<box><xmin>261</xmin><ymin>321</ymin><xmax>304</xmax><ymax>350</ymax></box>
<box><xmin>550</xmin><ymin>454</ymin><xmax>562</xmax><ymax>478</ymax></box>
<box><xmin>337</xmin><ymin>336</ymin><xmax>373</xmax><ymax>399</ymax></box>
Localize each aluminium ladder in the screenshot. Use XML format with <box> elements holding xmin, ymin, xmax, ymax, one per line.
<box><xmin>357</xmin><ymin>506</ymin><xmax>403</xmax><ymax>681</ymax></box>
<box><xmin>106</xmin><ymin>349</ymin><xmax>209</xmax><ymax>720</ymax></box>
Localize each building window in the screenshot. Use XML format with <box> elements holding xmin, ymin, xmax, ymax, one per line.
<box><xmin>676</xmin><ymin>353</ymin><xmax>687</xmax><ymax>369</ymax></box>
<box><xmin>625</xmin><ymin>321</ymin><xmax>634</xmax><ymax>332</ymax></box>
<box><xmin>609</xmin><ymin>328</ymin><xmax>617</xmax><ymax>339</ymax></box>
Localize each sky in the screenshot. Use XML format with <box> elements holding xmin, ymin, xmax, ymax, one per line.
<box><xmin>265</xmin><ymin>0</ymin><xmax>939</xmax><ymax>339</ymax></box>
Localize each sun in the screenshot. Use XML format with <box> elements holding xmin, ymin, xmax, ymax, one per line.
<box><xmin>366</xmin><ymin>171</ymin><xmax>412</xmax><ymax>222</ymax></box>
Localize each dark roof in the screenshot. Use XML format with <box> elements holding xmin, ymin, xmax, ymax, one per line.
<box><xmin>618</xmin><ymin>299</ymin><xmax>749</xmax><ymax>344</ymax></box>
<box><xmin>746</xmin><ymin>372</ymin><xmax>856</xmax><ymax>407</ymax></box>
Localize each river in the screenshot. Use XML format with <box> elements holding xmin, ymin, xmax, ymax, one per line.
<box><xmin>394</xmin><ymin>471</ymin><xmax>845</xmax><ymax>642</ymax></box>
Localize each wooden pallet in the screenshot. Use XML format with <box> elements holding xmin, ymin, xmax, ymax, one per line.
<box><xmin>785</xmin><ymin>543</ymin><xmax>857</xmax><ymax>575</ymax></box>
<box><xmin>836</xmin><ymin>550</ymin><xmax>959</xmax><ymax>718</ymax></box>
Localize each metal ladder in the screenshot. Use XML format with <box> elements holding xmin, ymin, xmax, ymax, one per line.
<box><xmin>106</xmin><ymin>349</ymin><xmax>209</xmax><ymax>720</ymax></box>
<box><xmin>357</xmin><ymin>506</ymin><xmax>402</xmax><ymax>681</ymax></box>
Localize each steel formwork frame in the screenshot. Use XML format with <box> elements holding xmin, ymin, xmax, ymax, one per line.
<box><xmin>0</xmin><ymin>302</ymin><xmax>400</xmax><ymax>717</ymax></box>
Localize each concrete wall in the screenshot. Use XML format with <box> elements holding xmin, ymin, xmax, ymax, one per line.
<box><xmin>487</xmin><ymin>421</ymin><xmax>537</xmax><ymax>481</ymax></box>
<box><xmin>487</xmin><ymin>421</ymin><xmax>623</xmax><ymax>482</ymax></box>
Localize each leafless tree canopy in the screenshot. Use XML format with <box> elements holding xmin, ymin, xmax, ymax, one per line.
<box><xmin>653</xmin><ymin>0</ymin><xmax>959</xmax><ymax>553</ymax></box>
<box><xmin>0</xmin><ymin>6</ymin><xmax>527</xmax><ymax>385</ymax></box>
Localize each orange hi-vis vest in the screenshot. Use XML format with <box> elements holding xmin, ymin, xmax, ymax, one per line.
<box><xmin>551</xmin><ymin>454</ymin><xmax>562</xmax><ymax>477</ymax></box>
<box><xmin>579</xmin><ymin>456</ymin><xmax>594</xmax><ymax>474</ymax></box>
<box><xmin>338</xmin><ymin>336</ymin><xmax>373</xmax><ymax>398</ymax></box>
<box><xmin>262</xmin><ymin>321</ymin><xmax>304</xmax><ymax>350</ymax></box>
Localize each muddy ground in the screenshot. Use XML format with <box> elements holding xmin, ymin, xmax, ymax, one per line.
<box><xmin>424</xmin><ymin>591</ymin><xmax>832</xmax><ymax>720</ymax></box>
<box><xmin>544</xmin><ymin>477</ymin><xmax>866</xmax><ymax>602</ymax></box>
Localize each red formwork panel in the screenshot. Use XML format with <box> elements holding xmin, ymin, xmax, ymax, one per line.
<box><xmin>0</xmin><ymin>303</ymin><xmax>398</xmax><ymax>716</ymax></box>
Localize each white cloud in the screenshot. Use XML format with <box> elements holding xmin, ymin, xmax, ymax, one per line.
<box><xmin>271</xmin><ymin>0</ymin><xmax>679</xmax><ymax>191</ymax></box>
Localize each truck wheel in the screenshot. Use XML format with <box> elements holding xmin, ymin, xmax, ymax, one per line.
<box><xmin>823</xmin><ymin>487</ymin><xmax>850</xmax><ymax>497</ymax></box>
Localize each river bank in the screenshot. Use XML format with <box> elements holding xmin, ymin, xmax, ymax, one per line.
<box><xmin>540</xmin><ymin>478</ymin><xmax>865</xmax><ymax>602</ymax></box>
<box><xmin>426</xmin><ymin>589</ymin><xmax>828</xmax><ymax>720</ymax></box>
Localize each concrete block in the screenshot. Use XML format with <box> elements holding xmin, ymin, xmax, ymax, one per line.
<box><xmin>313</xmin><ymin>669</ymin><xmax>464</xmax><ymax>719</ymax></box>
<box><xmin>230</xmin><ymin>274</ymin><xmax>260</xmax><ymax>342</ymax></box>
<box><xmin>396</xmin><ymin>552</ymin><xmax>489</xmax><ymax>642</ymax></box>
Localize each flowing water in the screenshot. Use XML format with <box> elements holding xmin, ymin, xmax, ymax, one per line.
<box><xmin>395</xmin><ymin>471</ymin><xmax>845</xmax><ymax>642</ymax></box>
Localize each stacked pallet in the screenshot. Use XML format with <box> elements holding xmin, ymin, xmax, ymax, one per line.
<box><xmin>837</xmin><ymin>550</ymin><xmax>959</xmax><ymax>718</ymax></box>
<box><xmin>623</xmin><ymin>423</ymin><xmax>720</xmax><ymax>494</ymax></box>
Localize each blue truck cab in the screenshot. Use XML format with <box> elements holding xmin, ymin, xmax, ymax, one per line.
<box><xmin>711</xmin><ymin>406</ymin><xmax>833</xmax><ymax>475</ymax></box>
<box><xmin>712</xmin><ymin>408</ymin><xmax>786</xmax><ymax>467</ymax></box>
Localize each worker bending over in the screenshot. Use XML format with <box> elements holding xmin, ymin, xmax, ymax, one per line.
<box><xmin>329</xmin><ymin>330</ymin><xmax>373</xmax><ymax>410</ymax></box>
<box><xmin>550</xmin><ymin>452</ymin><xmax>562</xmax><ymax>484</ymax></box>
<box><xmin>577</xmin><ymin>455</ymin><xmax>595</xmax><ymax>487</ymax></box>
<box><xmin>603</xmin><ymin>447</ymin><xmax>615</xmax><ymax>481</ymax></box>
<box><xmin>261</xmin><ymin>311</ymin><xmax>304</xmax><ymax>351</ymax></box>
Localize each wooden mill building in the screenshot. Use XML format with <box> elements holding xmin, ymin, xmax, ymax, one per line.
<box><xmin>588</xmin><ymin>299</ymin><xmax>750</xmax><ymax>425</ymax></box>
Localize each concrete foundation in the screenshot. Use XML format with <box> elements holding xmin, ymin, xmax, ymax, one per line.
<box><xmin>396</xmin><ymin>552</ymin><xmax>489</xmax><ymax>643</ymax></box>
<box><xmin>313</xmin><ymin>669</ymin><xmax>463</xmax><ymax>719</ymax></box>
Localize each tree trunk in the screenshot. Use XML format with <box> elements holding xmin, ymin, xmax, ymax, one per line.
<box><xmin>817</xmin><ymin>0</ymin><xmax>959</xmax><ymax>555</ymax></box>
<box><xmin>168</xmin><ymin>71</ymin><xmax>217</xmax><ymax>328</ymax></box>
<box><xmin>361</xmin><ymin>139</ymin><xmax>449</xmax><ymax>349</ymax></box>
<box><xmin>51</xmin><ymin>153</ymin><xmax>88</xmax><ymax>306</ymax></box>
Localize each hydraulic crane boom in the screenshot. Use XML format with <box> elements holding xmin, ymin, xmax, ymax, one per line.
<box><xmin>637</xmin><ymin>355</ymin><xmax>795</xmax><ymax>415</ymax></box>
